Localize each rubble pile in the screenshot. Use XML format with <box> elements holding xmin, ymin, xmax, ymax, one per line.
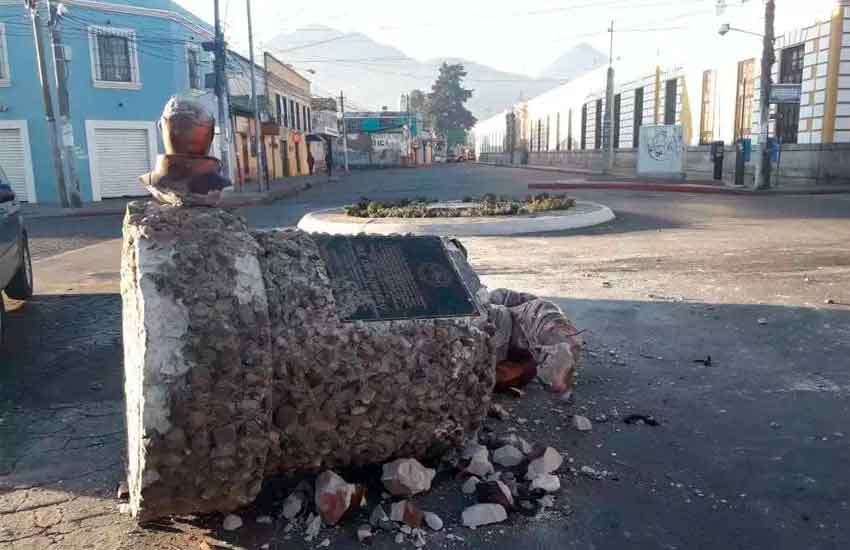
<box><xmin>217</xmin><ymin>437</ymin><xmax>570</xmax><ymax>546</ymax></box>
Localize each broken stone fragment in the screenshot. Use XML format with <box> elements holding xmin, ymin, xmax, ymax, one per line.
<box><xmin>222</xmin><ymin>514</ymin><xmax>243</xmax><ymax>531</ymax></box>
<box><xmin>381</xmin><ymin>458</ymin><xmax>436</xmax><ymax>497</ymax></box>
<box><xmin>370</xmin><ymin>504</ymin><xmax>393</xmax><ymax>531</ymax></box>
<box><xmin>462</xmin><ymin>476</ymin><xmax>480</xmax><ymax>494</ymax></box>
<box><xmin>305</xmin><ymin>514</ymin><xmax>322</xmax><ymax>541</ymax></box>
<box><xmin>492</xmin><ymin>445</ymin><xmax>525</xmax><ymax>468</ymax></box>
<box><xmin>572</xmin><ymin>415</ymin><xmax>593</xmax><ymax>432</ymax></box>
<box><xmin>390</xmin><ymin>500</ymin><xmax>424</xmax><ymax>528</ymax></box>
<box><xmin>462</xmin><ymin>441</ymin><xmax>488</xmax><ymax>460</ymax></box>
<box><xmin>281</xmin><ymin>492</ymin><xmax>305</xmax><ymax>520</ymax></box>
<box><xmin>315</xmin><ymin>471</ymin><xmax>356</xmax><ymax>525</ymax></box>
<box><xmin>488</xmin><ymin>404</ymin><xmax>510</xmax><ymax>421</ymax></box>
<box><xmin>475</xmin><ymin>480</ymin><xmax>514</xmax><ymax>509</ymax></box>
<box><xmin>466</xmin><ymin>448</ymin><xmax>495</xmax><ymax>478</ymax></box>
<box><xmin>423</xmin><ymin>511</ymin><xmax>444</xmax><ymax>531</ymax></box>
<box><xmin>526</xmin><ymin>448</ymin><xmax>564</xmax><ymax>480</ymax></box>
<box><xmin>413</xmin><ymin>530</ymin><xmax>427</xmax><ymax>547</ymax></box>
<box><xmin>462</xmin><ymin>503</ymin><xmax>508</xmax><ymax>528</ymax></box>
<box><xmin>357</xmin><ymin>524</ymin><xmax>373</xmax><ymax>543</ymax></box>
<box><xmin>529</xmin><ymin>474</ymin><xmax>561</xmax><ymax>493</ymax></box>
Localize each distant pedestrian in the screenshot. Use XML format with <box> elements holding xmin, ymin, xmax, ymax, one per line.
<box><xmin>307</xmin><ymin>150</ymin><xmax>315</xmax><ymax>175</ymax></box>
<box><xmin>326</xmin><ymin>139</ymin><xmax>334</xmax><ymax>179</ymax></box>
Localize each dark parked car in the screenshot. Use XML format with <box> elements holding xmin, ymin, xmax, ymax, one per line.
<box><xmin>0</xmin><ymin>165</ymin><xmax>33</xmax><ymax>344</ymax></box>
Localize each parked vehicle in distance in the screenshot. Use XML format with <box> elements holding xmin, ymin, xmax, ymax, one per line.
<box><xmin>0</xmin><ymin>165</ymin><xmax>34</xmax><ymax>345</ymax></box>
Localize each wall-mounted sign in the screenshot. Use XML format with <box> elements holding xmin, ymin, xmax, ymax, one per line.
<box><xmin>770</xmin><ymin>83</ymin><xmax>802</xmax><ymax>104</ymax></box>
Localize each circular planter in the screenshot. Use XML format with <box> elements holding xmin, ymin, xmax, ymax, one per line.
<box><xmin>297</xmin><ymin>201</ymin><xmax>615</xmax><ymax>237</ymax></box>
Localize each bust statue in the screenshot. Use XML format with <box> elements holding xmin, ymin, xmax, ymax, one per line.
<box><xmin>140</xmin><ymin>96</ymin><xmax>231</xmax><ymax>206</ymax></box>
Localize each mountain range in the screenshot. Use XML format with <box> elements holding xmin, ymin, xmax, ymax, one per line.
<box><xmin>265</xmin><ymin>26</ymin><xmax>605</xmax><ymax>121</ymax></box>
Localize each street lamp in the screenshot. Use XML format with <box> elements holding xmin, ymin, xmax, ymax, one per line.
<box><xmin>718</xmin><ymin>23</ymin><xmax>768</xmax><ymax>40</ymax></box>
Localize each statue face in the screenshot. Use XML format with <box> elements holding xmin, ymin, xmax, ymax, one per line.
<box><xmin>159</xmin><ymin>97</ymin><xmax>216</xmax><ymax>156</ymax></box>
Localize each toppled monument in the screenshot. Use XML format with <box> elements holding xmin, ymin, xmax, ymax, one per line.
<box><xmin>121</xmin><ymin>97</ymin><xmax>580</xmax><ymax>522</ymax></box>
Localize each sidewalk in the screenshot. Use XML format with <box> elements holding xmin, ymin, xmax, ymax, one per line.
<box><xmin>21</xmin><ymin>173</ymin><xmax>338</xmax><ymax>219</ymax></box>
<box><xmin>479</xmin><ymin>161</ymin><xmax>850</xmax><ymax>195</ymax></box>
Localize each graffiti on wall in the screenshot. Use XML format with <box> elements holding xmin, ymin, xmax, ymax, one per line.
<box><xmin>638</xmin><ymin>125</ymin><xmax>685</xmax><ymax>175</ymax></box>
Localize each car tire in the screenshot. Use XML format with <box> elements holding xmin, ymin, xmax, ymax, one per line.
<box><xmin>6</xmin><ymin>234</ymin><xmax>33</xmax><ymax>300</ymax></box>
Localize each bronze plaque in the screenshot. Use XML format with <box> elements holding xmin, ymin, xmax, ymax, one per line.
<box><xmin>313</xmin><ymin>235</ymin><xmax>478</xmax><ymax>322</ymax></box>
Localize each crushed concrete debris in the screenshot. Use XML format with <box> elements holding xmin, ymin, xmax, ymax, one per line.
<box><xmin>493</xmin><ymin>445</ymin><xmax>525</xmax><ymax>467</ymax></box>
<box><xmin>382</xmin><ymin>458</ymin><xmax>436</xmax><ymax>497</ymax></box>
<box><xmin>466</xmin><ymin>448</ymin><xmax>495</xmax><ymax>477</ymax></box>
<box><xmin>530</xmin><ymin>474</ymin><xmax>561</xmax><ymax>493</ymax></box>
<box><xmin>462</xmin><ymin>476</ymin><xmax>481</xmax><ymax>494</ymax></box>
<box><xmin>315</xmin><ymin>471</ymin><xmax>357</xmax><ymax>525</ymax></box>
<box><xmin>462</xmin><ymin>503</ymin><xmax>508</xmax><ymax>528</ymax></box>
<box><xmin>424</xmin><ymin>511</ymin><xmax>444</xmax><ymax>531</ymax></box>
<box><xmin>476</xmin><ymin>480</ymin><xmax>514</xmax><ymax>509</ymax></box>
<box><xmin>370</xmin><ymin>504</ymin><xmax>394</xmax><ymax>531</ymax></box>
<box><xmin>526</xmin><ymin>447</ymin><xmax>563</xmax><ymax>480</ymax></box>
<box><xmin>282</xmin><ymin>492</ymin><xmax>305</xmax><ymax>520</ymax></box>
<box><xmin>489</xmin><ymin>404</ymin><xmax>511</xmax><ymax>421</ymax></box>
<box><xmin>572</xmin><ymin>415</ymin><xmax>593</xmax><ymax>432</ymax></box>
<box><xmin>305</xmin><ymin>514</ymin><xmax>322</xmax><ymax>541</ymax></box>
<box><xmin>222</xmin><ymin>514</ymin><xmax>243</xmax><ymax>531</ymax></box>
<box><xmin>357</xmin><ymin>525</ymin><xmax>374</xmax><ymax>543</ymax></box>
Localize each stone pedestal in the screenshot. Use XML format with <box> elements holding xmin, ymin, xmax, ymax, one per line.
<box><xmin>121</xmin><ymin>202</ymin><xmax>496</xmax><ymax>521</ymax></box>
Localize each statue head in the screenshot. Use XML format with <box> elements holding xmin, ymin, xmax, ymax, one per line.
<box><xmin>159</xmin><ymin>96</ymin><xmax>216</xmax><ymax>156</ymax></box>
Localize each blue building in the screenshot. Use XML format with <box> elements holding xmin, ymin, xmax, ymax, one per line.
<box><xmin>0</xmin><ymin>0</ymin><xmax>216</xmax><ymax>203</ymax></box>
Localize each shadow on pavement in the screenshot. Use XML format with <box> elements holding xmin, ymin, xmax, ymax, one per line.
<box><xmin>2</xmin><ymin>291</ymin><xmax>849</xmax><ymax>549</ymax></box>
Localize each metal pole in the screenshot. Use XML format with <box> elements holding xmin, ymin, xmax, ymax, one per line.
<box><xmin>47</xmin><ymin>1</ymin><xmax>81</xmax><ymax>207</ymax></box>
<box><xmin>756</xmin><ymin>0</ymin><xmax>776</xmax><ymax>189</ymax></box>
<box><xmin>27</xmin><ymin>0</ymin><xmax>69</xmax><ymax>207</ymax></box>
<box><xmin>340</xmin><ymin>91</ymin><xmax>350</xmax><ymax>172</ymax></box>
<box><xmin>213</xmin><ymin>0</ymin><xmax>232</xmax><ymax>180</ymax></box>
<box><xmin>246</xmin><ymin>0</ymin><xmax>266</xmax><ymax>191</ymax></box>
<box><xmin>604</xmin><ymin>20</ymin><xmax>615</xmax><ymax>174</ymax></box>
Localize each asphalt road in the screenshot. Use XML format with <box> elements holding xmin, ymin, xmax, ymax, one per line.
<box><xmin>3</xmin><ymin>164</ymin><xmax>850</xmax><ymax>549</ymax></box>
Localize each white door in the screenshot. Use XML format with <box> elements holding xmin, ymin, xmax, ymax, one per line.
<box><xmin>0</xmin><ymin>122</ymin><xmax>36</xmax><ymax>203</ymax></box>
<box><xmin>86</xmin><ymin>121</ymin><xmax>157</xmax><ymax>201</ymax></box>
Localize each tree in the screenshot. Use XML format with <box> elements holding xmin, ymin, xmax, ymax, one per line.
<box><xmin>408</xmin><ymin>89</ymin><xmax>429</xmax><ymax>115</ymax></box>
<box><xmin>427</xmin><ymin>63</ymin><xmax>477</xmax><ymax>139</ymax></box>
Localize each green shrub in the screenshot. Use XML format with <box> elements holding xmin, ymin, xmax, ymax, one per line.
<box><xmin>343</xmin><ymin>194</ymin><xmax>575</xmax><ymax>219</ymax></box>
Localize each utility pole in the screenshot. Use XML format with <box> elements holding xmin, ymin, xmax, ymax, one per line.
<box><xmin>212</xmin><ymin>0</ymin><xmax>231</xmax><ymax>180</ymax></box>
<box><xmin>246</xmin><ymin>0</ymin><xmax>266</xmax><ymax>191</ymax></box>
<box><xmin>603</xmin><ymin>20</ymin><xmax>615</xmax><ymax>174</ymax></box>
<box><xmin>340</xmin><ymin>91</ymin><xmax>350</xmax><ymax>172</ymax></box>
<box><xmin>47</xmin><ymin>1</ymin><xmax>81</xmax><ymax>207</ymax></box>
<box><xmin>26</xmin><ymin>0</ymin><xmax>70</xmax><ymax>207</ymax></box>
<box><xmin>755</xmin><ymin>0</ymin><xmax>776</xmax><ymax>189</ymax></box>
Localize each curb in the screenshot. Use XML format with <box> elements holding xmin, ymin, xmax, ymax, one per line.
<box><xmin>478</xmin><ymin>161</ymin><xmax>850</xmax><ymax>196</ymax></box>
<box><xmin>297</xmin><ymin>201</ymin><xmax>616</xmax><ymax>237</ymax></box>
<box><xmin>529</xmin><ymin>182</ymin><xmax>850</xmax><ymax>196</ymax></box>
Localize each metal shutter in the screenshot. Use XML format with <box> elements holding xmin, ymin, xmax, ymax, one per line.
<box><xmin>92</xmin><ymin>127</ymin><xmax>152</xmax><ymax>198</ymax></box>
<box><xmin>0</xmin><ymin>128</ymin><xmax>30</xmax><ymax>202</ymax></box>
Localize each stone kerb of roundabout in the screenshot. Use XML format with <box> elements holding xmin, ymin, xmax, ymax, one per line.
<box><xmin>297</xmin><ymin>200</ymin><xmax>616</xmax><ymax>237</ymax></box>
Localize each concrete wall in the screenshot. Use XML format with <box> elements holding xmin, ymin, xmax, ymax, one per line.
<box><xmin>481</xmin><ymin>143</ymin><xmax>850</xmax><ymax>187</ymax></box>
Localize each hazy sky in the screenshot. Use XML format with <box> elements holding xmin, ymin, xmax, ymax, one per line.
<box><xmin>175</xmin><ymin>0</ymin><xmax>837</xmax><ymax>77</ymax></box>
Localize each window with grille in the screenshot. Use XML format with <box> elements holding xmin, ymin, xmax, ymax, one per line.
<box><xmin>594</xmin><ymin>99</ymin><xmax>603</xmax><ymax>149</ymax></box>
<box><xmin>187</xmin><ymin>47</ymin><xmax>201</xmax><ymax>90</ymax></box>
<box><xmin>613</xmin><ymin>94</ymin><xmax>621</xmax><ymax>149</ymax></box>
<box><xmin>0</xmin><ymin>24</ymin><xmax>9</xmax><ymax>84</ymax></box>
<box><xmin>776</xmin><ymin>44</ymin><xmax>804</xmax><ymax>144</ymax></box>
<box><xmin>581</xmin><ymin>104</ymin><xmax>587</xmax><ymax>150</ymax></box>
<box><xmin>633</xmin><ymin>87</ymin><xmax>644</xmax><ymax>147</ymax></box>
<box><xmin>664</xmin><ymin>79</ymin><xmax>678</xmax><ymax>125</ymax></box>
<box><xmin>89</xmin><ymin>26</ymin><xmax>140</xmax><ymax>88</ymax></box>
